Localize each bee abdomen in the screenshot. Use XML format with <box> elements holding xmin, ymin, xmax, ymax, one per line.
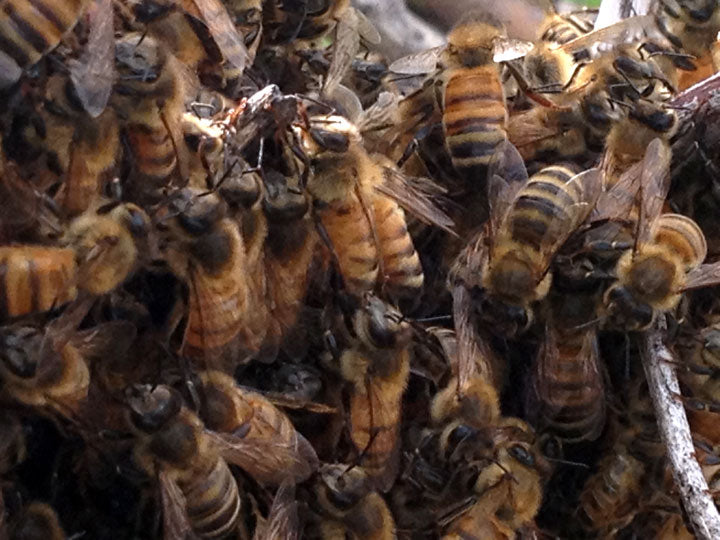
<box><xmin>654</xmin><ymin>213</ymin><xmax>707</xmax><ymax>269</ymax></box>
<box><xmin>373</xmin><ymin>197</ymin><xmax>423</xmax><ymax>298</ymax></box>
<box><xmin>318</xmin><ymin>198</ymin><xmax>378</xmax><ymax>295</ymax></box>
<box><xmin>183</xmin><ymin>458</ymin><xmax>241</xmax><ymax>539</ymax></box>
<box><xmin>0</xmin><ymin>0</ymin><xmax>87</xmax><ymax>69</ymax></box>
<box><xmin>509</xmin><ymin>165</ymin><xmax>578</xmax><ymax>251</ymax></box>
<box><xmin>127</xmin><ymin>125</ymin><xmax>177</xmax><ymax>181</ymax></box>
<box><xmin>443</xmin><ymin>66</ymin><xmax>506</xmax><ymax>179</ymax></box>
<box><xmin>0</xmin><ymin>247</ymin><xmax>77</xmax><ymax>320</ymax></box>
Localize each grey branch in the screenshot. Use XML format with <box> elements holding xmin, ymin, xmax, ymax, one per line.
<box><xmin>642</xmin><ymin>316</ymin><xmax>720</xmax><ymax>540</ymax></box>
<box><xmin>352</xmin><ymin>0</ymin><xmax>445</xmax><ymax>61</ymax></box>
<box><xmin>595</xmin><ymin>0</ymin><xmax>654</xmax><ymax>28</ymax></box>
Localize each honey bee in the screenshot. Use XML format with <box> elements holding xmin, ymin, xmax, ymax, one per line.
<box><xmin>181</xmin><ymin>112</ymin><xmax>225</xmax><ymax>190</ymax></box>
<box><xmin>452</xmin><ymin>150</ymin><xmax>601</xmax><ymax>336</ymax></box>
<box><xmin>390</xmin><ymin>13</ymin><xmax>510</xmax><ymax>215</ymax></box>
<box><xmin>40</xmin><ymin>75</ymin><xmax>120</xmax><ymax>217</ymax></box>
<box><xmin>198</xmin><ymin>370</ymin><xmax>319</xmax><ymax>485</ymax></box>
<box><xmin>339</xmin><ymin>294</ymin><xmax>412</xmax><ymax>492</ymax></box>
<box><xmin>157</xmin><ymin>187</ymin><xmax>255</xmax><ymax>367</ymax></box>
<box><xmin>602</xmin><ymin>138</ymin><xmax>720</xmax><ymax>331</ymax></box>
<box><xmin>261</xmin><ymin>172</ymin><xmax>318</xmax><ymax>354</ymax></box>
<box><xmin>0</xmin><ymin>299</ymin><xmax>135</xmax><ymax>417</ymax></box>
<box><xmin>127</xmin><ymin>384</ymin><xmax>243</xmax><ymax>540</ymax></box>
<box><xmin>0</xmin><ymin>201</ymin><xmax>150</xmax><ymax>321</ymax></box>
<box><xmin>442</xmin><ymin>418</ymin><xmax>545</xmax><ymax>539</ymax></box>
<box><xmin>313</xmin><ymin>463</ymin><xmax>397</xmax><ymax>540</ymax></box>
<box><xmin>578</xmin><ymin>442</ymin><xmax>646</xmax><ymax>536</ymax></box>
<box><xmin>294</xmin><ymin>114</ymin><xmax>452</xmax><ymax>299</ymax></box>
<box><xmin>0</xmin><ymin>0</ymin><xmax>92</xmax><ymax>88</ymax></box>
<box><xmin>10</xmin><ymin>502</ymin><xmax>66</xmax><ymax>540</ymax></box>
<box><xmin>536</xmin><ymin>1</ymin><xmax>597</xmax><ymax>46</ymax></box>
<box><xmin>111</xmin><ymin>32</ymin><xmax>190</xmax><ymax>204</ymax></box>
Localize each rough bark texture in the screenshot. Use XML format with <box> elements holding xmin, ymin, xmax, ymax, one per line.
<box><xmin>643</xmin><ymin>317</ymin><xmax>720</xmax><ymax>540</ymax></box>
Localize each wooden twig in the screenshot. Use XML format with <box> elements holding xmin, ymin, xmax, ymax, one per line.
<box><xmin>642</xmin><ymin>316</ymin><xmax>720</xmax><ymax>540</ymax></box>
<box><xmin>352</xmin><ymin>0</ymin><xmax>445</xmax><ymax>61</ymax></box>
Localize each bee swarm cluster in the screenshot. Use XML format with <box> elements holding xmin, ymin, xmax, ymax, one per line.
<box><xmin>3</xmin><ymin>0</ymin><xmax>720</xmax><ymax>538</ymax></box>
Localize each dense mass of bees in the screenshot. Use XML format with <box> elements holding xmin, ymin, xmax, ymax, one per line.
<box><xmin>5</xmin><ymin>0</ymin><xmax>720</xmax><ymax>538</ymax></box>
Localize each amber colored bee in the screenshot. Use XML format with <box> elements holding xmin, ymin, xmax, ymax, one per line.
<box><xmin>0</xmin><ymin>0</ymin><xmax>92</xmax><ymax>87</ymax></box>
<box><xmin>442</xmin><ymin>418</ymin><xmax>545</xmax><ymax>539</ymax></box>
<box><xmin>295</xmin><ymin>114</ymin><xmax>451</xmax><ymax>300</ymax></box>
<box><xmin>198</xmin><ymin>370</ymin><xmax>318</xmax><ymax>485</ymax></box>
<box><xmin>11</xmin><ymin>502</ymin><xmax>66</xmax><ymax>540</ymax></box>
<box><xmin>127</xmin><ymin>384</ymin><xmax>243</xmax><ymax>540</ymax></box>
<box><xmin>452</xmin><ymin>149</ymin><xmax>601</xmax><ymax>336</ymax></box>
<box><xmin>314</xmin><ymin>463</ymin><xmax>397</xmax><ymax>540</ymax></box>
<box><xmin>602</xmin><ymin>139</ymin><xmax>720</xmax><ymax>331</ymax></box>
<box><xmin>0</xmin><ymin>300</ymin><xmax>135</xmax><ymax>417</ymax></box>
<box><xmin>536</xmin><ymin>1</ymin><xmax>597</xmax><ymax>46</ymax></box>
<box><xmin>111</xmin><ymin>32</ymin><xmax>189</xmax><ymax>203</ymax></box>
<box><xmin>40</xmin><ymin>75</ymin><xmax>120</xmax><ymax>217</ymax></box>
<box><xmin>339</xmin><ymin>294</ymin><xmax>412</xmax><ymax>492</ymax></box>
<box><xmin>261</xmin><ymin>172</ymin><xmax>318</xmax><ymax>354</ymax></box>
<box><xmin>157</xmin><ymin>188</ymin><xmax>254</xmax><ymax>367</ymax></box>
<box><xmin>578</xmin><ymin>443</ymin><xmax>646</xmax><ymax>536</ymax></box>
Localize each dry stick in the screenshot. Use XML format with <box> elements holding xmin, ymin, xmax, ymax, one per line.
<box><xmin>642</xmin><ymin>316</ymin><xmax>720</xmax><ymax>540</ymax></box>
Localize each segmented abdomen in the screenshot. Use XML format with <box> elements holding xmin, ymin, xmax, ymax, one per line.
<box><xmin>127</xmin><ymin>122</ymin><xmax>177</xmax><ymax>182</ymax></box>
<box><xmin>443</xmin><ymin>65</ymin><xmax>507</xmax><ymax>183</ymax></box>
<box><xmin>654</xmin><ymin>213</ymin><xmax>707</xmax><ymax>270</ymax></box>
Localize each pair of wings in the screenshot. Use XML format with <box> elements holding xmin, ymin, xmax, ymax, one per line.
<box><xmin>71</xmin><ymin>0</ymin><xmax>249</xmax><ymax>118</ymax></box>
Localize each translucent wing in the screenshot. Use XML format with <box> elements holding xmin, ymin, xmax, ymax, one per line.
<box><xmin>323</xmin><ymin>12</ymin><xmax>360</xmax><ymax>98</ymax></box>
<box><xmin>69</xmin><ymin>0</ymin><xmax>115</xmax><ymax>118</ymax></box>
<box><xmin>159</xmin><ymin>470</ymin><xmax>193</xmax><ymax>540</ymax></box>
<box><xmin>352</xmin><ymin>8</ymin><xmax>381</xmax><ymax>45</ymax></box>
<box><xmin>211</xmin><ymin>391</ymin><xmax>318</xmax><ymax>485</ymax></box>
<box><xmin>452</xmin><ymin>287</ymin><xmax>482</xmax><ymax>392</ymax></box>
<box><xmin>253</xmin><ymin>482</ymin><xmax>300</xmax><ymax>540</ymax></box>
<box><xmin>493</xmin><ymin>38</ymin><xmax>535</xmax><ymax>63</ymax></box>
<box><xmin>683</xmin><ymin>261</ymin><xmax>720</xmax><ymax>291</ymax></box>
<box><xmin>591</xmin><ymin>159</ymin><xmax>642</xmax><ymax>222</ymax></box>
<box><xmin>376</xmin><ymin>165</ymin><xmax>456</xmax><ymax>236</ymax></box>
<box><xmin>556</xmin><ymin>15</ymin><xmax>660</xmax><ymax>58</ymax></box>
<box><xmin>192</xmin><ymin>0</ymin><xmax>250</xmax><ymax>73</ymax></box>
<box><xmin>357</xmin><ymin>91</ymin><xmax>399</xmax><ymax>132</ymax></box>
<box><xmin>635</xmin><ymin>138</ymin><xmax>671</xmax><ymax>248</ymax></box>
<box><xmin>389</xmin><ymin>46</ymin><xmax>444</xmax><ymax>76</ymax></box>
<box><xmin>487</xmin><ymin>140</ymin><xmax>529</xmax><ymax>236</ymax></box>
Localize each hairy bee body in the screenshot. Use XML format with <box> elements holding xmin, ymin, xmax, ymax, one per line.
<box><xmin>443</xmin><ymin>17</ymin><xmax>507</xmax><ymax>187</ymax></box>
<box><xmin>540</xmin><ymin>11</ymin><xmax>596</xmax><ymax>45</ymax></box>
<box><xmin>129</xmin><ymin>386</ymin><xmax>242</xmax><ymax>539</ymax></box>
<box><xmin>0</xmin><ymin>247</ymin><xmax>77</xmax><ymax>320</ymax></box>
<box><xmin>606</xmin><ymin>213</ymin><xmax>707</xmax><ymax>329</ymax></box>
<box><xmin>0</xmin><ymin>0</ymin><xmax>91</xmax><ymax>74</ymax></box>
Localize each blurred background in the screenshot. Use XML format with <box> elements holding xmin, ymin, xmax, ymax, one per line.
<box><xmin>406</xmin><ymin>0</ymin><xmax>599</xmax><ymax>39</ymax></box>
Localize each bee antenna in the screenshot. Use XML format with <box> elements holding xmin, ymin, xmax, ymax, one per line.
<box><xmin>544</xmin><ymin>456</ymin><xmax>590</xmax><ymax>469</ymax></box>
<box><xmin>415</xmin><ymin>315</ymin><xmax>453</xmax><ymax>323</ymax></box>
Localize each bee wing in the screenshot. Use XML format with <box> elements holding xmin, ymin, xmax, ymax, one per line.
<box><xmin>69</xmin><ymin>0</ymin><xmax>115</xmax><ymax>118</ymax></box>
<box><xmin>556</xmin><ymin>15</ymin><xmax>660</xmax><ymax>58</ymax></box>
<box><xmin>351</xmin><ymin>7</ymin><xmax>381</xmax><ymax>45</ymax></box>
<box><xmin>159</xmin><ymin>470</ymin><xmax>193</xmax><ymax>540</ymax></box>
<box><xmin>357</xmin><ymin>91</ymin><xmax>399</xmax><ymax>133</ymax></box>
<box><xmin>683</xmin><ymin>261</ymin><xmax>720</xmax><ymax>291</ymax></box>
<box><xmin>488</xmin><ymin>141</ymin><xmax>529</xmax><ymax>235</ymax></box>
<box><xmin>191</xmin><ymin>0</ymin><xmax>250</xmax><ymax>73</ymax></box>
<box><xmin>592</xmin><ymin>159</ymin><xmax>642</xmax><ymax>222</ymax></box>
<box><xmin>635</xmin><ymin>138</ymin><xmax>671</xmax><ymax>248</ymax></box>
<box><xmin>323</xmin><ymin>12</ymin><xmax>360</xmax><ymax>99</ymax></box>
<box><xmin>542</xmin><ymin>168</ymin><xmax>602</xmax><ymax>252</ymax></box>
<box><xmin>70</xmin><ymin>321</ymin><xmax>137</xmax><ymax>363</ymax></box>
<box><xmin>389</xmin><ymin>46</ymin><xmax>444</xmax><ymax>76</ymax></box>
<box><xmin>376</xmin><ymin>166</ymin><xmax>456</xmax><ymax>236</ymax></box>
<box><xmin>493</xmin><ymin>38</ymin><xmax>535</xmax><ymax>63</ymax></box>
<box><xmin>261</xmin><ymin>391</ymin><xmax>338</xmax><ymax>414</ymax></box>
<box><xmin>452</xmin><ymin>286</ymin><xmax>482</xmax><ymax>390</ymax></box>
<box><xmin>253</xmin><ymin>482</ymin><xmax>300</xmax><ymax>540</ymax></box>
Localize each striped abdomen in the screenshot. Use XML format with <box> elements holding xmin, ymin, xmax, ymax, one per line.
<box><xmin>654</xmin><ymin>213</ymin><xmax>707</xmax><ymax>270</ymax></box>
<box><xmin>348</xmin><ymin>351</ymin><xmax>409</xmax><ymax>492</ymax></box>
<box><xmin>0</xmin><ymin>247</ymin><xmax>77</xmax><ymax>320</ymax></box>
<box><xmin>372</xmin><ymin>194</ymin><xmax>423</xmax><ymax>300</ymax></box>
<box><xmin>179</xmin><ymin>457</ymin><xmax>241</xmax><ymax>539</ymax></box>
<box><xmin>182</xmin><ymin>222</ymin><xmax>250</xmax><ymax>357</ymax></box>
<box><xmin>536</xmin><ymin>329</ymin><xmax>605</xmax><ymax>443</ymax></box>
<box><xmin>506</xmin><ymin>164</ymin><xmax>581</xmax><ymax>253</ymax></box>
<box><xmin>579</xmin><ymin>446</ymin><xmax>645</xmax><ymax>533</ymax></box>
<box><xmin>540</xmin><ymin>14</ymin><xmax>593</xmax><ymax>45</ymax></box>
<box><xmin>318</xmin><ymin>194</ymin><xmax>378</xmax><ymax>296</ymax></box>
<box><xmin>127</xmin><ymin>121</ymin><xmax>177</xmax><ymax>182</ymax></box>
<box><xmin>0</xmin><ymin>0</ymin><xmax>89</xmax><ymax>70</ymax></box>
<box><xmin>443</xmin><ymin>65</ymin><xmax>507</xmax><ymax>183</ymax></box>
